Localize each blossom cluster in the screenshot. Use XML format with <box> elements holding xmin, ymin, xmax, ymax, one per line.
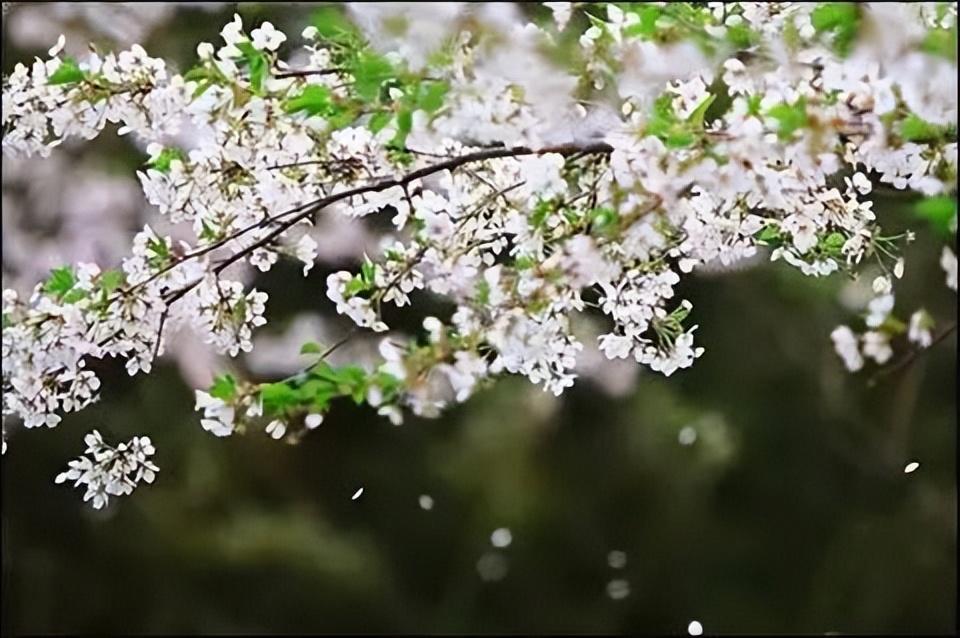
<box><xmin>54</xmin><ymin>430</ymin><xmax>158</xmax><ymax>509</ymax></box>
<box><xmin>1</xmin><ymin>3</ymin><xmax>956</xmax><ymax>507</ymax></box>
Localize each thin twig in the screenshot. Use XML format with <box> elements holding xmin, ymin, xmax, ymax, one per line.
<box><xmin>272</xmin><ymin>68</ymin><xmax>344</xmax><ymax>80</ymax></box>
<box><xmin>868</xmin><ymin>320</ymin><xmax>957</xmax><ymax>387</ymax></box>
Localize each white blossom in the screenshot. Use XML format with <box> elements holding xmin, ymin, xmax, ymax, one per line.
<box><xmin>54</xmin><ymin>430</ymin><xmax>158</xmax><ymax>509</ymax></box>
<box><xmin>831</xmin><ymin>326</ymin><xmax>864</xmax><ymax>372</ymax></box>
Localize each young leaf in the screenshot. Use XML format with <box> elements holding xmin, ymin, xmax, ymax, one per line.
<box><xmin>148</xmin><ymin>148</ymin><xmax>185</xmax><ymax>173</ymax></box>
<box><xmin>99</xmin><ymin>269</ymin><xmax>125</xmax><ymax>294</ymax></box>
<box><xmin>210</xmin><ymin>374</ymin><xmax>237</xmax><ymax>401</ymax></box>
<box><xmin>811</xmin><ymin>2</ymin><xmax>860</xmax><ymax>57</ymax></box>
<box><xmin>43</xmin><ymin>266</ymin><xmax>76</xmax><ymax>299</ymax></box>
<box><xmin>686</xmin><ymin>94</ymin><xmax>716</xmax><ymax>129</ymax></box>
<box><xmin>47</xmin><ymin>58</ymin><xmax>86</xmax><ymax>85</ymax></box>
<box><xmin>368</xmin><ymin>110</ymin><xmax>393</xmax><ymax>134</ymax></box>
<box><xmin>284</xmin><ymin>85</ymin><xmax>334</xmax><ymax>116</ymax></box>
<box><xmin>351</xmin><ymin>53</ymin><xmax>395</xmax><ymax>102</ymax></box>
<box><xmin>260</xmin><ymin>382</ymin><xmax>300</xmax><ymax>415</ymax></box>
<box><xmin>391</xmin><ymin>108</ymin><xmax>413</xmax><ymax>147</ymax></box>
<box><xmin>417</xmin><ymin>80</ymin><xmax>449</xmax><ymax>113</ymax></box>
<box><xmin>915</xmin><ymin>196</ymin><xmax>958</xmax><ymax>238</ymax></box>
<box><xmin>311</xmin><ymin>6</ymin><xmax>360</xmax><ymax>44</ymax></box>
<box><xmin>900</xmin><ymin>114</ymin><xmax>949</xmax><ymax>143</ymax></box>
<box><xmin>766</xmin><ymin>97</ymin><xmax>808</xmax><ymax>139</ymax></box>
<box><xmin>236</xmin><ymin>41</ymin><xmax>269</xmax><ymax>94</ymax></box>
<box><xmin>300</xmin><ymin>341</ymin><xmax>324</xmax><ymax>355</ymax></box>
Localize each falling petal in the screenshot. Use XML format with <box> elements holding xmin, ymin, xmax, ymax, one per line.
<box><xmin>606</xmin><ymin>579</ymin><xmax>630</xmax><ymax>600</ymax></box>
<box><xmin>491</xmin><ymin>527</ymin><xmax>512</xmax><ymax>548</ymax></box>
<box><xmin>688</xmin><ymin>620</ymin><xmax>704</xmax><ymax>636</ymax></box>
<box><xmin>607</xmin><ymin>550</ymin><xmax>627</xmax><ymax>569</ymax></box>
<box><xmin>352</xmin><ymin>487</ymin><xmax>364</xmax><ymax>500</ymax></box>
<box><xmin>904</xmin><ymin>461</ymin><xmax>920</xmax><ymax>474</ymax></box>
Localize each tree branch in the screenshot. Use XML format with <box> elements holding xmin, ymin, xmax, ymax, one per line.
<box><xmin>868</xmin><ymin>320</ymin><xmax>957</xmax><ymax>387</ymax></box>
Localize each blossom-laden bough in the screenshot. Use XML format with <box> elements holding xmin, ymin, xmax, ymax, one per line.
<box><xmin>1</xmin><ymin>2</ymin><xmax>956</xmax><ymax>507</ymax></box>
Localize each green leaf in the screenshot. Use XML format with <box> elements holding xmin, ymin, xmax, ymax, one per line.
<box><xmin>514</xmin><ymin>255</ymin><xmax>536</xmax><ymax>271</ymax></box>
<box><xmin>361</xmin><ymin>259</ymin><xmax>377</xmax><ymax>284</ymax></box>
<box><xmin>531</xmin><ymin>199</ymin><xmax>553</xmax><ymax>229</ymax></box>
<box><xmin>819</xmin><ymin>231</ymin><xmax>846</xmax><ymax>255</ymax></box>
<box><xmin>183</xmin><ymin>66</ymin><xmax>210</xmax><ymax>82</ymax></box>
<box><xmin>915</xmin><ymin>196</ymin><xmax>958</xmax><ymax>237</ymax></box>
<box><xmin>260</xmin><ymin>381</ymin><xmax>300</xmax><ymax>415</ymax></box>
<box><xmin>284</xmin><ymin>85</ymin><xmax>334</xmax><ymax>116</ymax></box>
<box><xmin>900</xmin><ymin>113</ymin><xmax>949</xmax><ymax>143</ymax></box>
<box><xmin>766</xmin><ymin>97</ymin><xmax>808</xmax><ymax>140</ymax></box>
<box><xmin>99</xmin><ymin>269</ymin><xmax>125</xmax><ymax>294</ymax></box>
<box><xmin>664</xmin><ymin>130</ymin><xmax>696</xmax><ymax>148</ymax></box>
<box><xmin>192</xmin><ymin>79</ymin><xmax>214</xmax><ymax>99</ymax></box>
<box><xmin>148</xmin><ymin>147</ymin><xmax>185</xmax><ymax>173</ymax></box>
<box><xmin>589</xmin><ymin>206</ymin><xmax>619</xmax><ymax>233</ymax></box>
<box><xmin>811</xmin><ymin>3</ymin><xmax>860</xmax><ymax>57</ymax></box>
<box><xmin>236</xmin><ymin>40</ymin><xmax>269</xmax><ymax>94</ymax></box>
<box><xmin>351</xmin><ymin>53</ymin><xmax>395</xmax><ymax>102</ymax></box>
<box><xmin>624</xmin><ymin>5</ymin><xmax>661</xmax><ymax>39</ymax></box>
<box><xmin>922</xmin><ymin>26</ymin><xmax>958</xmax><ymax>61</ymax></box>
<box><xmin>755</xmin><ymin>224</ymin><xmax>782</xmax><ymax>244</ymax></box>
<box><xmin>47</xmin><ymin>58</ymin><xmax>86</xmax><ymax>85</ymax></box>
<box><xmin>61</xmin><ymin>289</ymin><xmax>88</xmax><ymax>304</ymax></box>
<box><xmin>686</xmin><ymin>94</ymin><xmax>717</xmax><ymax>130</ymax></box>
<box><xmin>391</xmin><ymin>108</ymin><xmax>413</xmax><ymax>147</ymax></box>
<box><xmin>297</xmin><ymin>378</ymin><xmax>338</xmax><ymax>411</ymax></box>
<box><xmin>474</xmin><ymin>279</ymin><xmax>490</xmax><ymax>305</ymax></box>
<box><xmin>344</xmin><ymin>275</ymin><xmax>368</xmax><ymax>297</ymax></box>
<box><xmin>368</xmin><ymin>110</ymin><xmax>393</xmax><ymax>133</ymax></box>
<box><xmin>311</xmin><ymin>6</ymin><xmax>360</xmax><ymax>44</ymax></box>
<box><xmin>300</xmin><ymin>341</ymin><xmax>324</xmax><ymax>355</ymax></box>
<box><xmin>726</xmin><ymin>24</ymin><xmax>758</xmax><ymax>49</ymax></box>
<box><xmin>646</xmin><ymin>94</ymin><xmax>698</xmax><ymax>148</ymax></box>
<box><xmin>147</xmin><ymin>236</ymin><xmax>170</xmax><ymax>259</ymax></box>
<box><xmin>416</xmin><ymin>80</ymin><xmax>448</xmax><ymax>113</ymax></box>
<box><xmin>43</xmin><ymin>266</ymin><xmax>76</xmax><ymax>299</ymax></box>
<box><xmin>209</xmin><ymin>374</ymin><xmax>237</xmax><ymax>401</ymax></box>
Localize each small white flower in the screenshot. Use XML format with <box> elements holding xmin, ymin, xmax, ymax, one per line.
<box><xmin>831</xmin><ymin>326</ymin><xmax>864</xmax><ymax>372</ymax></box>
<box><xmin>251</xmin><ymin>21</ymin><xmax>287</xmax><ymax>51</ymax></box>
<box><xmin>54</xmin><ymin>430</ymin><xmax>158</xmax><ymax>509</ymax></box>
<box><xmin>294</xmin><ymin>234</ymin><xmax>318</xmax><ymax>276</ymax></box>
<box><xmin>48</xmin><ymin>34</ymin><xmax>66</xmax><ymax>57</ymax></box>
<box><xmin>196</xmin><ymin>42</ymin><xmax>215</xmax><ymax>59</ymax></box>
<box><xmin>607</xmin><ymin>550</ymin><xmax>627</xmax><ymax>569</ymax></box>
<box><xmin>606</xmin><ymin>579</ymin><xmax>631</xmax><ymax>600</ymax></box>
<box><xmin>862</xmin><ymin>331</ymin><xmax>893</xmax><ymax>364</ymax></box>
<box><xmin>491</xmin><ymin>527</ymin><xmax>512</xmax><ymax>548</ymax></box>
<box><xmin>865</xmin><ymin>294</ymin><xmax>894</xmax><ymax>328</ymax></box>
<box><xmin>872</xmin><ymin>276</ymin><xmax>892</xmax><ymax>295</ymax></box>
<box><xmin>265</xmin><ymin>419</ymin><xmax>286</xmax><ymax>440</ymax></box>
<box><xmin>544</xmin><ymin>2</ymin><xmax>573</xmax><ymax>30</ymax></box>
<box><xmin>941</xmin><ymin>246</ymin><xmax>958</xmax><ymax>291</ymax></box>
<box><xmin>908</xmin><ymin>310</ymin><xmax>933</xmax><ymax>348</ymax></box>
<box><xmin>893</xmin><ymin>258</ymin><xmax>905</xmax><ymax>279</ymax></box>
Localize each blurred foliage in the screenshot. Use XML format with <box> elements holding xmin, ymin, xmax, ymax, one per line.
<box><xmin>1</xmin><ymin>3</ymin><xmax>956</xmax><ymax>634</ymax></box>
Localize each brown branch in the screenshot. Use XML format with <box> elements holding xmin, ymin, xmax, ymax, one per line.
<box><xmin>272</xmin><ymin>68</ymin><xmax>344</xmax><ymax>80</ymax></box>
<box><xmin>126</xmin><ymin>142</ymin><xmax>611</xmax><ymax>341</ymax></box>
<box><xmin>868</xmin><ymin>320</ymin><xmax>957</xmax><ymax>387</ymax></box>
